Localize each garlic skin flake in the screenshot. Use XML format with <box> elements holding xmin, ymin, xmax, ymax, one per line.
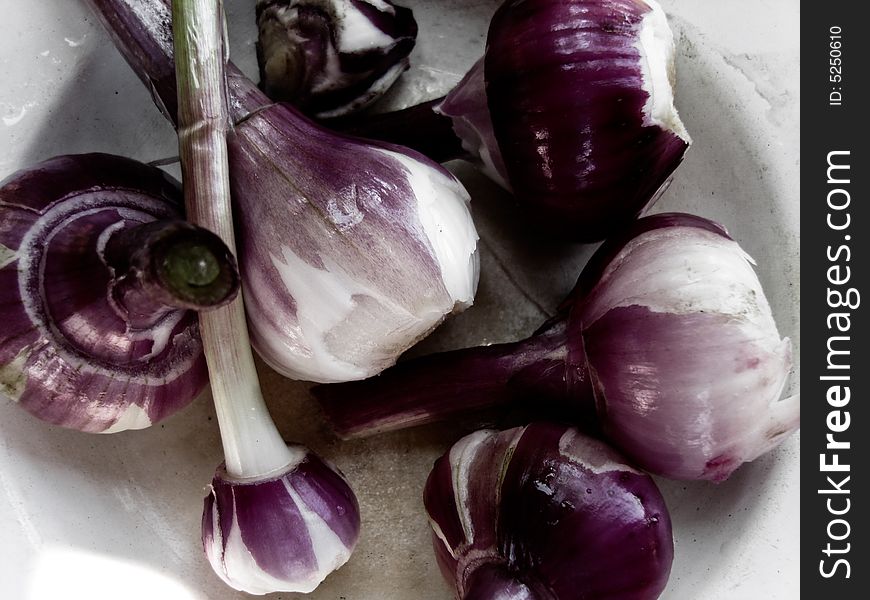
<box><xmin>635</xmin><ymin>0</ymin><xmax>690</xmax><ymax>140</ymax></box>
<box><xmin>202</xmin><ymin>449</ymin><xmax>361</xmax><ymax>595</ymax></box>
<box><xmin>436</xmin><ymin>59</ymin><xmax>510</xmax><ymax>191</ymax></box>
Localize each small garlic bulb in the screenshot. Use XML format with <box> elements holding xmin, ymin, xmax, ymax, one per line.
<box><xmin>256</xmin><ymin>0</ymin><xmax>418</xmax><ymax>118</ymax></box>
<box><xmin>202</xmin><ymin>447</ymin><xmax>360</xmax><ymax>595</ymax></box>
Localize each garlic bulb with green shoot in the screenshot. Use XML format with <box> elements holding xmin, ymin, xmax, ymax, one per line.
<box><xmin>202</xmin><ymin>449</ymin><xmax>361</xmax><ymax>595</ymax></box>
<box><xmin>88</xmin><ymin>0</ymin><xmax>480</xmax><ymax>384</ymax></box>
<box><xmin>169</xmin><ymin>1</ymin><xmax>359</xmax><ymax>593</ymax></box>
<box><xmin>256</xmin><ymin>0</ymin><xmax>418</xmax><ymax>118</ymax></box>
<box><xmin>0</xmin><ymin>153</ymin><xmax>239</xmax><ymax>433</ymax></box>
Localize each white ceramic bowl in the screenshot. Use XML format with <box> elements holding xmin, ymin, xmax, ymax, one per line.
<box><xmin>0</xmin><ymin>1</ymin><xmax>799</xmax><ymax>598</ymax></box>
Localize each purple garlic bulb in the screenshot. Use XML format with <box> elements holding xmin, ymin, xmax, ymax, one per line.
<box><xmin>425</xmin><ymin>423</ymin><xmax>674</xmax><ymax>600</ymax></box>
<box><xmin>0</xmin><ymin>153</ymin><xmax>239</xmax><ymax>432</ymax></box>
<box><xmin>316</xmin><ymin>213</ymin><xmax>799</xmax><ymax>482</ymax></box>
<box><xmin>202</xmin><ymin>447</ymin><xmax>361</xmax><ymax>595</ymax></box>
<box><xmin>88</xmin><ymin>0</ymin><xmax>480</xmax><ymax>384</ymax></box>
<box><xmin>436</xmin><ymin>0</ymin><xmax>690</xmax><ymax>240</ymax></box>
<box><xmin>256</xmin><ymin>0</ymin><xmax>418</xmax><ymax>118</ymax></box>
<box><xmin>565</xmin><ymin>213</ymin><xmax>797</xmax><ymax>481</ymax></box>
<box><xmin>228</xmin><ymin>98</ymin><xmax>479</xmax><ymax>384</ymax></box>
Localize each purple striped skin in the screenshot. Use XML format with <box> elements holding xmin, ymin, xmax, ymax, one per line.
<box><xmin>290</xmin><ymin>452</ymin><xmax>362</xmax><ymax>549</ymax></box>
<box><xmin>229</xmin><ymin>102</ymin><xmax>457</xmax><ymax>376</ymax></box>
<box><xmin>438</xmin><ymin>0</ymin><xmax>689</xmax><ymax>241</ymax></box>
<box><xmin>202</xmin><ymin>450</ymin><xmax>361</xmax><ymax>595</ymax></box>
<box><xmin>584</xmin><ymin>307</ymin><xmax>794</xmax><ymax>482</ymax></box>
<box><xmin>316</xmin><ymin>213</ymin><xmax>799</xmax><ymax>482</ymax></box>
<box><xmin>85</xmin><ymin>0</ymin><xmax>179</xmax><ymax>125</ymax></box>
<box><xmin>256</xmin><ymin>0</ymin><xmax>418</xmax><ymax>117</ymax></box>
<box><xmin>0</xmin><ymin>154</ymin><xmax>220</xmax><ymax>432</ymax></box>
<box><xmin>424</xmin><ymin>424</ymin><xmax>673</xmax><ymax>600</ymax></box>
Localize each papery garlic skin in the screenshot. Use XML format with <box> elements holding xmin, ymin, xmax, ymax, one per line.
<box><xmin>256</xmin><ymin>0</ymin><xmax>418</xmax><ymax>118</ymax></box>
<box><xmin>385</xmin><ymin>148</ymin><xmax>480</xmax><ymax>309</ymax></box>
<box><xmin>436</xmin><ymin>59</ymin><xmax>510</xmax><ymax>191</ymax></box>
<box><xmin>230</xmin><ymin>106</ymin><xmax>479</xmax><ymax>383</ymax></box>
<box><xmin>425</xmin><ymin>423</ymin><xmax>673</xmax><ymax>600</ymax></box>
<box><xmin>202</xmin><ymin>448</ymin><xmax>361</xmax><ymax>595</ymax></box>
<box><xmin>577</xmin><ymin>216</ymin><xmax>796</xmax><ymax>481</ymax></box>
<box><xmin>635</xmin><ymin>0</ymin><xmax>689</xmax><ymax>140</ymax></box>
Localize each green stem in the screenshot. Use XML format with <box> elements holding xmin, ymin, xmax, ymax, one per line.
<box><xmin>172</xmin><ymin>0</ymin><xmax>294</xmax><ymax>479</ymax></box>
<box><xmin>105</xmin><ymin>220</ymin><xmax>239</xmax><ymax>325</ymax></box>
